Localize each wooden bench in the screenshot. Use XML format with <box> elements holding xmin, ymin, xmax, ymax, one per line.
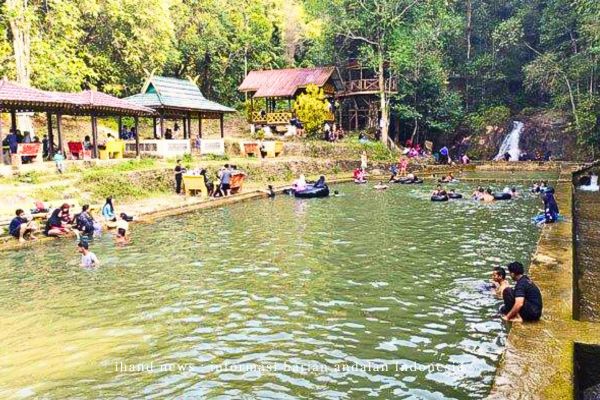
<box><xmin>12</xmin><ymin>143</ymin><xmax>42</xmax><ymax>165</ymax></box>
<box><xmin>230</xmin><ymin>172</ymin><xmax>246</xmax><ymax>194</ymax></box>
<box><xmin>182</xmin><ymin>175</ymin><xmax>208</xmax><ymax>197</ymax></box>
<box><xmin>67</xmin><ymin>142</ymin><xmax>92</xmax><ymax>160</ymax></box>
<box><xmin>99</xmin><ymin>140</ymin><xmax>125</xmax><ymax>160</ymax></box>
<box><xmin>264</xmin><ymin>141</ymin><xmax>284</xmax><ymax>158</ymax></box>
<box><xmin>241</xmin><ymin>141</ymin><xmax>259</xmax><ymax>157</ymax></box>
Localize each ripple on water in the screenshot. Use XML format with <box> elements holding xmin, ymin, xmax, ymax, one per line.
<box><xmin>0</xmin><ymin>179</ymin><xmax>545</xmax><ymax>399</ymax></box>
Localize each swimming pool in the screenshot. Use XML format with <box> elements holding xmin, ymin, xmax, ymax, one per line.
<box><xmin>0</xmin><ymin>180</ymin><xmax>545</xmax><ymax>399</ymax></box>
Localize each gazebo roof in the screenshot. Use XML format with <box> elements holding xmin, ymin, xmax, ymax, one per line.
<box><xmin>57</xmin><ymin>90</ymin><xmax>155</xmax><ymax>116</ymax></box>
<box><xmin>0</xmin><ymin>78</ymin><xmax>154</xmax><ymax>116</ymax></box>
<box><xmin>238</xmin><ymin>67</ymin><xmax>339</xmax><ymax>98</ymax></box>
<box><xmin>0</xmin><ymin>79</ymin><xmax>76</xmax><ymax>112</ymax></box>
<box><xmin>125</xmin><ymin>76</ymin><xmax>235</xmax><ymax>116</ymax></box>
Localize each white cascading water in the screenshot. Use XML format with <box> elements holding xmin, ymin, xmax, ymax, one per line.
<box><xmin>494</xmin><ymin>121</ymin><xmax>524</xmax><ymax>161</ymax></box>
<box><xmin>580</xmin><ymin>175</ymin><xmax>599</xmax><ymax>192</ymax></box>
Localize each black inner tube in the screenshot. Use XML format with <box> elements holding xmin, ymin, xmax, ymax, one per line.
<box><xmin>431</xmin><ymin>195</ymin><xmax>449</xmax><ymax>202</ymax></box>
<box><xmin>448</xmin><ymin>193</ymin><xmax>463</xmax><ymax>199</ymax></box>
<box><xmin>493</xmin><ymin>192</ymin><xmax>512</xmax><ymax>200</ymax></box>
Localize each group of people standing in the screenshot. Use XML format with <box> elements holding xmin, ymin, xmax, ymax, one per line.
<box><xmin>174</xmin><ymin>161</ymin><xmax>241</xmax><ymax>198</ymax></box>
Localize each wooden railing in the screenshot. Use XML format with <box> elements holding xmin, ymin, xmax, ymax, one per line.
<box><xmin>266</xmin><ymin>111</ymin><xmax>293</xmax><ymax>125</ymax></box>
<box><xmin>344</xmin><ymin>78</ymin><xmax>397</xmax><ymax>93</ymax></box>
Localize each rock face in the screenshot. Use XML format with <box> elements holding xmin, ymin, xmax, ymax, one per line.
<box><xmin>517</xmin><ymin>111</ymin><xmax>579</xmax><ymax>161</ymax></box>
<box><xmin>466</xmin><ymin>110</ymin><xmax>588</xmax><ymax>161</ymax></box>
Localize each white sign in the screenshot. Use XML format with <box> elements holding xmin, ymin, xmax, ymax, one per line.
<box><xmin>125</xmin><ymin>140</ymin><xmax>191</xmax><ymax>158</ymax></box>
<box><xmin>200</xmin><ymin>139</ymin><xmax>225</xmax><ymax>156</ymax></box>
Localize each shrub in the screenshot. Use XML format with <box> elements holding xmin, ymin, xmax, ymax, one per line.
<box><xmin>293</xmin><ymin>84</ymin><xmax>329</xmax><ymax>137</ymax></box>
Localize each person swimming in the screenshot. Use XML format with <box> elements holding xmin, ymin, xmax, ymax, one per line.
<box><xmin>432</xmin><ymin>184</ymin><xmax>447</xmax><ymax>196</ymax></box>
<box><xmin>482</xmin><ymin>188</ymin><xmax>495</xmax><ymax>202</ymax></box>
<box><xmin>314</xmin><ymin>176</ymin><xmax>326</xmax><ymax>188</ymax></box>
<box><xmin>472</xmin><ymin>186</ymin><xmax>484</xmax><ymax>200</ymax></box>
<box><xmin>374</xmin><ymin>181</ymin><xmax>389</xmax><ymax>190</ymax></box>
<box><xmin>292</xmin><ymin>174</ymin><xmax>307</xmax><ymax>191</ymax></box>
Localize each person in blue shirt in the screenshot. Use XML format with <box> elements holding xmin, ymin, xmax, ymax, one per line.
<box><xmin>9</xmin><ymin>209</ymin><xmax>38</xmax><ymax>243</ymax></box>
<box><xmin>5</xmin><ymin>130</ymin><xmax>18</xmax><ymax>154</ymax></box>
<box><xmin>102</xmin><ymin>196</ymin><xmax>116</xmax><ymax>222</ymax></box>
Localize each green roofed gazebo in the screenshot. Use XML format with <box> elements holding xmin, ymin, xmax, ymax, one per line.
<box><xmin>126</xmin><ymin>76</ymin><xmax>235</xmax><ymax>139</ymax></box>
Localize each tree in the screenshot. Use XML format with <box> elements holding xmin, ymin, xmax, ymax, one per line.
<box><xmin>325</xmin><ymin>0</ymin><xmax>430</xmax><ymax>146</ymax></box>
<box><xmin>293</xmin><ymin>84</ymin><xmax>329</xmax><ymax>137</ymax></box>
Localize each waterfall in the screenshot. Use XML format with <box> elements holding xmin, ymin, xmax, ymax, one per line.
<box><xmin>494</xmin><ymin>121</ymin><xmax>524</xmax><ymax>161</ymax></box>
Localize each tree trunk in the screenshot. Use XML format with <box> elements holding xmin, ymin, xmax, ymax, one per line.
<box><xmin>378</xmin><ymin>50</ymin><xmax>389</xmax><ymax>146</ymax></box>
<box><xmin>465</xmin><ymin>0</ymin><xmax>472</xmax><ymax>111</ymax></box>
<box><xmin>564</xmin><ymin>76</ymin><xmax>580</xmax><ymax>129</ymax></box>
<box><xmin>7</xmin><ymin>0</ymin><xmax>33</xmax><ymax>134</ymax></box>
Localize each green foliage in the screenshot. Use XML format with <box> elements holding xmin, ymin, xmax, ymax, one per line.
<box><xmin>202</xmin><ymin>153</ymin><xmax>230</xmax><ymax>161</ymax></box>
<box><xmin>293</xmin><ymin>84</ymin><xmax>328</xmax><ymax>137</ymax></box>
<box><xmin>467</xmin><ymin>106</ymin><xmax>512</xmax><ymax>133</ymax></box>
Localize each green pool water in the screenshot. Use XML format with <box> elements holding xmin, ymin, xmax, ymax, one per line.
<box><xmin>0</xmin><ymin>181</ymin><xmax>544</xmax><ymax>399</ymax></box>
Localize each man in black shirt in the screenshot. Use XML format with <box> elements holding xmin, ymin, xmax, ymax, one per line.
<box><xmin>174</xmin><ymin>160</ymin><xmax>186</xmax><ymax>194</ymax></box>
<box><xmin>500</xmin><ymin>261</ymin><xmax>543</xmax><ymax>322</ymax></box>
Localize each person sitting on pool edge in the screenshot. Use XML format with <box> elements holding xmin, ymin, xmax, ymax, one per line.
<box><xmin>500</xmin><ymin>261</ymin><xmax>543</xmax><ymax>322</ymax></box>
<box><xmin>9</xmin><ymin>209</ymin><xmax>38</xmax><ymax>243</ymax></box>
<box><xmin>491</xmin><ymin>266</ymin><xmax>510</xmax><ymax>299</ymax></box>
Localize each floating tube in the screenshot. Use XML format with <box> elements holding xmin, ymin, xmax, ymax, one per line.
<box><xmin>294</xmin><ymin>185</ymin><xmax>330</xmax><ymax>199</ymax></box>
<box><xmin>448</xmin><ymin>193</ymin><xmax>463</xmax><ymax>199</ymax></box>
<box><xmin>431</xmin><ymin>195</ymin><xmax>449</xmax><ymax>202</ymax></box>
<box><xmin>438</xmin><ymin>179</ymin><xmax>459</xmax><ymax>184</ymax></box>
<box><xmin>354</xmin><ymin>179</ymin><xmax>368</xmax><ymax>184</ymax></box>
<box><xmin>399</xmin><ymin>179</ymin><xmax>424</xmax><ymax>185</ymax></box>
<box><xmin>493</xmin><ymin>193</ymin><xmax>512</xmax><ymax>200</ymax></box>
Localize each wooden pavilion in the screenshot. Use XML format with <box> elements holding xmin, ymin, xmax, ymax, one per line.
<box><xmin>125</xmin><ymin>76</ymin><xmax>235</xmax><ymax>139</ymax></box>
<box><xmin>238</xmin><ymin>67</ymin><xmax>342</xmax><ymax>126</ymax></box>
<box><xmin>0</xmin><ymin>78</ymin><xmax>154</xmax><ymax>163</ymax></box>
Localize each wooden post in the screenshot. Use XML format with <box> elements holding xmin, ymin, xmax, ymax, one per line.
<box><xmin>134</xmin><ymin>116</ymin><xmax>140</xmax><ymax>158</ymax></box>
<box><xmin>0</xmin><ymin>110</ymin><xmax>4</xmax><ymax>164</ymax></box>
<box><xmin>153</xmin><ymin>117</ymin><xmax>157</xmax><ymax>139</ymax></box>
<box><xmin>182</xmin><ymin>118</ymin><xmax>187</xmax><ymax>139</ymax></box>
<box><xmin>91</xmin><ymin>115</ymin><xmax>99</xmax><ymax>159</ymax></box>
<box><xmin>198</xmin><ymin>113</ymin><xmax>202</xmax><ymax>139</ymax></box>
<box><xmin>57</xmin><ymin>113</ymin><xmax>64</xmax><ymax>153</ymax></box>
<box><xmin>250</xmin><ymin>97</ymin><xmax>254</xmax><ymax>122</ymax></box>
<box><xmin>220</xmin><ymin>114</ymin><xmax>224</xmax><ymax>138</ymax></box>
<box><xmin>159</xmin><ymin>115</ymin><xmax>164</xmax><ymax>139</ymax></box>
<box><xmin>187</xmin><ymin>113</ymin><xmax>192</xmax><ymax>137</ymax></box>
<box><xmin>46</xmin><ymin>112</ymin><xmax>54</xmax><ymax>158</ymax></box>
<box><xmin>10</xmin><ymin>110</ymin><xmax>17</xmax><ymax>133</ymax></box>
<box><xmin>118</xmin><ymin>116</ymin><xmax>123</xmax><ymax>138</ymax></box>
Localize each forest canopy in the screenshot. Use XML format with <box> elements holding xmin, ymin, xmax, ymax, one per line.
<box><xmin>1</xmin><ymin>0</ymin><xmax>599</xmax><ymax>147</ymax></box>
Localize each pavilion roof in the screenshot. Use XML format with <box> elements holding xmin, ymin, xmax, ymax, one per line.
<box><xmin>56</xmin><ymin>90</ymin><xmax>155</xmax><ymax>116</ymax></box>
<box><xmin>125</xmin><ymin>76</ymin><xmax>235</xmax><ymax>115</ymax></box>
<box><xmin>238</xmin><ymin>67</ymin><xmax>338</xmax><ymax>98</ymax></box>
<box><xmin>0</xmin><ymin>79</ymin><xmax>76</xmax><ymax>112</ymax></box>
<box><xmin>0</xmin><ymin>78</ymin><xmax>154</xmax><ymax>116</ymax></box>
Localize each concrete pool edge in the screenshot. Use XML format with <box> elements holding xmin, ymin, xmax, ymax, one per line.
<box><xmin>488</xmin><ymin>166</ymin><xmax>600</xmax><ymax>399</ymax></box>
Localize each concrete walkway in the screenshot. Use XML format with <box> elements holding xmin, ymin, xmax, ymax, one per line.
<box><xmin>489</xmin><ymin>167</ymin><xmax>600</xmax><ymax>399</ymax></box>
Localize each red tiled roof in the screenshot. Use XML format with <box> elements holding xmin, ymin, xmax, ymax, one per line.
<box><xmin>0</xmin><ymin>78</ymin><xmax>154</xmax><ymax>115</ymax></box>
<box><xmin>238</xmin><ymin>67</ymin><xmax>335</xmax><ymax>98</ymax></box>
<box><xmin>57</xmin><ymin>90</ymin><xmax>154</xmax><ymax>114</ymax></box>
<box><xmin>0</xmin><ymin>79</ymin><xmax>76</xmax><ymax>108</ymax></box>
